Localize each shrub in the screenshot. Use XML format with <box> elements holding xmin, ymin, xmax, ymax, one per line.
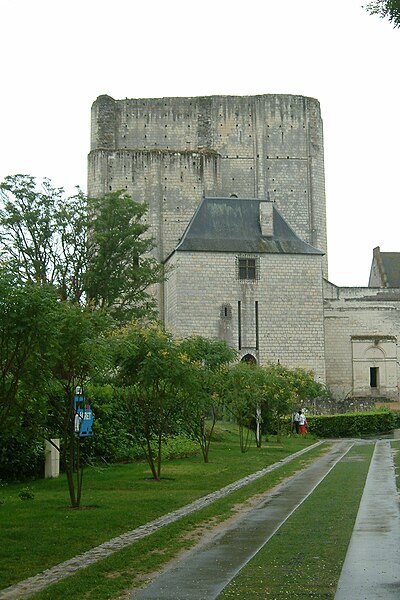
<box><xmin>0</xmin><ymin>434</ymin><xmax>44</xmax><ymax>481</ymax></box>
<box><xmin>84</xmin><ymin>385</ymin><xmax>133</xmax><ymax>463</ymax></box>
<box><xmin>153</xmin><ymin>435</ymin><xmax>200</xmax><ymax>461</ymax></box>
<box><xmin>307</xmin><ymin>410</ymin><xmax>395</xmax><ymax>438</ymax></box>
<box><xmin>18</xmin><ymin>486</ymin><xmax>35</xmax><ymax>500</ymax></box>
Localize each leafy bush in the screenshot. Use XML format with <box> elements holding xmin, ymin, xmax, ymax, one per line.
<box><xmin>392</xmin><ymin>411</ymin><xmax>400</xmax><ymax>429</ymax></box>
<box><xmin>0</xmin><ymin>433</ymin><xmax>44</xmax><ymax>481</ymax></box>
<box><xmin>18</xmin><ymin>486</ymin><xmax>35</xmax><ymax>501</ymax></box>
<box><xmin>150</xmin><ymin>435</ymin><xmax>200</xmax><ymax>461</ymax></box>
<box><xmin>307</xmin><ymin>410</ymin><xmax>395</xmax><ymax>438</ymax></box>
<box><xmin>84</xmin><ymin>385</ymin><xmax>133</xmax><ymax>463</ymax></box>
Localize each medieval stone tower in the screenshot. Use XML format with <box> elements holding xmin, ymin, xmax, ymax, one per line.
<box><xmin>88</xmin><ymin>94</ymin><xmax>328</xmax><ymax>277</ymax></box>
<box><xmin>88</xmin><ymin>94</ymin><xmax>400</xmax><ymax>402</ymax></box>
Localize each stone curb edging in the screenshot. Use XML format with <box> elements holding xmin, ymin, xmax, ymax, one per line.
<box><xmin>0</xmin><ymin>441</ymin><xmax>324</xmax><ymax>599</ymax></box>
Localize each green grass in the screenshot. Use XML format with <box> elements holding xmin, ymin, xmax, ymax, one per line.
<box><xmin>0</xmin><ymin>429</ymin><xmax>318</xmax><ymax>592</ymax></box>
<box><xmin>28</xmin><ymin>443</ymin><xmax>327</xmax><ymax>600</ymax></box>
<box><xmin>219</xmin><ymin>443</ymin><xmax>374</xmax><ymax>599</ymax></box>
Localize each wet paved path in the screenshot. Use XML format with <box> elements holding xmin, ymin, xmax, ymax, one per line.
<box><xmin>334</xmin><ymin>439</ymin><xmax>400</xmax><ymax>600</ymax></box>
<box><xmin>130</xmin><ymin>440</ymin><xmax>354</xmax><ymax>599</ymax></box>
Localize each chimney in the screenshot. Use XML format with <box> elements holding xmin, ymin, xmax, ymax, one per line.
<box><xmin>259</xmin><ymin>201</ymin><xmax>274</xmax><ymax>237</ymax></box>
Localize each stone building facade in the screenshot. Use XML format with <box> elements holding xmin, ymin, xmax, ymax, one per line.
<box><xmin>88</xmin><ymin>94</ymin><xmax>400</xmax><ymax>402</ymax></box>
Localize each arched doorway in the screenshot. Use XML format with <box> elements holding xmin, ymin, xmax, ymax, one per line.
<box><xmin>241</xmin><ymin>353</ymin><xmax>257</xmax><ymax>365</ymax></box>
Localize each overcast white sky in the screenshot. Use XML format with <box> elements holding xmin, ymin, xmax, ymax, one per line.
<box><xmin>0</xmin><ymin>0</ymin><xmax>398</xmax><ymax>286</ymax></box>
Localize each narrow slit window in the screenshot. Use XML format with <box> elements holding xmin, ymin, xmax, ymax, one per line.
<box><xmin>370</xmin><ymin>367</ymin><xmax>378</xmax><ymax>388</ymax></box>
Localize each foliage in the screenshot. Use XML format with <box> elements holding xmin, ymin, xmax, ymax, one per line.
<box><xmin>178</xmin><ymin>336</ymin><xmax>236</xmax><ymax>462</ymax></box>
<box><xmin>84</xmin><ymin>384</ymin><xmax>134</xmax><ymax>463</ymax></box>
<box><xmin>307</xmin><ymin>409</ymin><xmax>395</xmax><ymax>437</ymax></box>
<box><xmin>0</xmin><ymin>267</ymin><xmax>58</xmax><ymax>436</ymax></box>
<box><xmin>0</xmin><ymin>175</ymin><xmax>87</xmax><ymax>301</ymax></box>
<box><xmin>113</xmin><ymin>320</ymin><xmax>191</xmax><ymax>480</ymax></box>
<box><xmin>257</xmin><ymin>363</ymin><xmax>298</xmax><ymax>440</ymax></box>
<box><xmin>154</xmin><ymin>434</ymin><xmax>199</xmax><ymax>460</ymax></box>
<box><xmin>85</xmin><ymin>191</ymin><xmax>164</xmax><ymax>322</ymax></box>
<box><xmin>364</xmin><ymin>0</ymin><xmax>400</xmax><ymax>28</ymax></box>
<box><xmin>0</xmin><ymin>176</ymin><xmax>164</xmax><ymax>321</ymax></box>
<box><xmin>221</xmin><ymin>362</ymin><xmax>262</xmax><ymax>452</ymax></box>
<box><xmin>220</xmin><ymin>362</ymin><xmax>328</xmax><ymax>449</ymax></box>
<box><xmin>0</xmin><ymin>432</ymin><xmax>45</xmax><ymax>481</ymax></box>
<box><xmin>45</xmin><ymin>302</ymin><xmax>112</xmax><ymax>507</ymax></box>
<box><xmin>18</xmin><ymin>486</ymin><xmax>35</xmax><ymax>501</ymax></box>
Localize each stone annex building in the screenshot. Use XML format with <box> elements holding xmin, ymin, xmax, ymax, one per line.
<box><xmin>88</xmin><ymin>93</ymin><xmax>400</xmax><ymax>403</ymax></box>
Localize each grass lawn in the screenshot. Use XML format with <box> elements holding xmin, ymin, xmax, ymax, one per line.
<box><xmin>0</xmin><ymin>428</ymin><xmax>319</xmax><ymax>594</ymax></box>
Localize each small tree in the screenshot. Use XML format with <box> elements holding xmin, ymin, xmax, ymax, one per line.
<box><xmin>46</xmin><ymin>303</ymin><xmax>111</xmax><ymax>507</ymax></box>
<box><xmin>222</xmin><ymin>362</ymin><xmax>260</xmax><ymax>452</ymax></box>
<box><xmin>0</xmin><ymin>267</ymin><xmax>58</xmax><ymax>435</ymax></box>
<box><xmin>113</xmin><ymin>321</ymin><xmax>190</xmax><ymax>480</ymax></box>
<box><xmin>179</xmin><ymin>336</ymin><xmax>236</xmax><ymax>462</ymax></box>
<box><xmin>259</xmin><ymin>364</ymin><xmax>297</xmax><ymax>441</ymax></box>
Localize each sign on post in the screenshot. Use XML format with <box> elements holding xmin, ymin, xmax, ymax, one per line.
<box><xmin>73</xmin><ymin>392</ymin><xmax>94</xmax><ymax>437</ymax></box>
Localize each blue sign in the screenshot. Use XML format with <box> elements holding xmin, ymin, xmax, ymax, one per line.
<box><xmin>73</xmin><ymin>394</ymin><xmax>94</xmax><ymax>437</ymax></box>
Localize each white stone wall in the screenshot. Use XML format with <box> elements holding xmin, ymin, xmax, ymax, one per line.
<box><xmin>324</xmin><ymin>287</ymin><xmax>400</xmax><ymax>400</ymax></box>
<box><xmin>165</xmin><ymin>251</ymin><xmax>326</xmax><ymax>383</ymax></box>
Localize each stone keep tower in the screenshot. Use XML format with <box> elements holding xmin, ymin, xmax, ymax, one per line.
<box><xmin>88</xmin><ymin>93</ymin><xmax>327</xmax><ymax>276</ymax></box>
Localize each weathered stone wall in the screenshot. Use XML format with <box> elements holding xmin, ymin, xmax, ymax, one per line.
<box><xmin>307</xmin><ymin>396</ymin><xmax>377</xmax><ymax>415</ymax></box>
<box><xmin>165</xmin><ymin>251</ymin><xmax>326</xmax><ymax>383</ymax></box>
<box><xmin>89</xmin><ymin>94</ymin><xmax>327</xmax><ymax>273</ymax></box>
<box><xmin>324</xmin><ymin>283</ymin><xmax>400</xmax><ymax>401</ymax></box>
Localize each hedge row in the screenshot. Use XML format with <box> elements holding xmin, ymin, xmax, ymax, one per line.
<box><xmin>307</xmin><ymin>410</ymin><xmax>397</xmax><ymax>438</ymax></box>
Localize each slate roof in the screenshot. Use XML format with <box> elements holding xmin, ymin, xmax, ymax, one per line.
<box><xmin>379</xmin><ymin>253</ymin><xmax>400</xmax><ymax>287</ymax></box>
<box><xmin>174</xmin><ymin>197</ymin><xmax>323</xmax><ymax>255</ymax></box>
<box><xmin>369</xmin><ymin>247</ymin><xmax>400</xmax><ymax>288</ymax></box>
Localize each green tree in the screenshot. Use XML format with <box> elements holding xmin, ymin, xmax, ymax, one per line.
<box><xmin>0</xmin><ymin>175</ymin><xmax>163</xmax><ymax>321</ymax></box>
<box><xmin>179</xmin><ymin>336</ymin><xmax>236</xmax><ymax>462</ymax></box>
<box><xmin>46</xmin><ymin>303</ymin><xmax>111</xmax><ymax>507</ymax></box>
<box><xmin>0</xmin><ymin>268</ymin><xmax>58</xmax><ymax>435</ymax></box>
<box><xmin>85</xmin><ymin>190</ymin><xmax>163</xmax><ymax>321</ymax></box>
<box><xmin>0</xmin><ymin>268</ymin><xmax>59</xmax><ymax>479</ymax></box>
<box><xmin>258</xmin><ymin>363</ymin><xmax>297</xmax><ymax>441</ymax></box>
<box><xmin>113</xmin><ymin>321</ymin><xmax>190</xmax><ymax>480</ymax></box>
<box><xmin>222</xmin><ymin>362</ymin><xmax>260</xmax><ymax>452</ymax></box>
<box><xmin>0</xmin><ymin>175</ymin><xmax>87</xmax><ymax>301</ymax></box>
<box><xmin>364</xmin><ymin>1</ymin><xmax>400</xmax><ymax>28</ymax></box>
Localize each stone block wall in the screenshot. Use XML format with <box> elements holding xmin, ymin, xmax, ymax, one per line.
<box><xmin>164</xmin><ymin>250</ymin><xmax>326</xmax><ymax>383</ymax></box>
<box><xmin>89</xmin><ymin>94</ymin><xmax>327</xmax><ymax>273</ymax></box>
<box><xmin>324</xmin><ymin>285</ymin><xmax>400</xmax><ymax>400</ymax></box>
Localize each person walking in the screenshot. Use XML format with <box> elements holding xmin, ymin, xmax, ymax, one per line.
<box><xmin>291</xmin><ymin>409</ymin><xmax>300</xmax><ymax>433</ymax></box>
<box><xmin>298</xmin><ymin>410</ymin><xmax>307</xmax><ymax>435</ymax></box>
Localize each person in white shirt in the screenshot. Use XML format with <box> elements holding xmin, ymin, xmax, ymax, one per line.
<box><xmin>298</xmin><ymin>410</ymin><xmax>307</xmax><ymax>435</ymax></box>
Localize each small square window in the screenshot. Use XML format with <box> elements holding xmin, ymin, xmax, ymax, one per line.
<box><xmin>238</xmin><ymin>258</ymin><xmax>257</xmax><ymax>280</ymax></box>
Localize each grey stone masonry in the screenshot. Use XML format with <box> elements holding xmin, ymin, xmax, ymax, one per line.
<box><xmin>88</xmin><ymin>94</ymin><xmax>327</xmax><ymax>276</ymax></box>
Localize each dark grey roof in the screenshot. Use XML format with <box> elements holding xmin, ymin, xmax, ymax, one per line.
<box><xmin>380</xmin><ymin>253</ymin><xmax>400</xmax><ymax>287</ymax></box>
<box><xmin>175</xmin><ymin>197</ymin><xmax>323</xmax><ymax>255</ymax></box>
